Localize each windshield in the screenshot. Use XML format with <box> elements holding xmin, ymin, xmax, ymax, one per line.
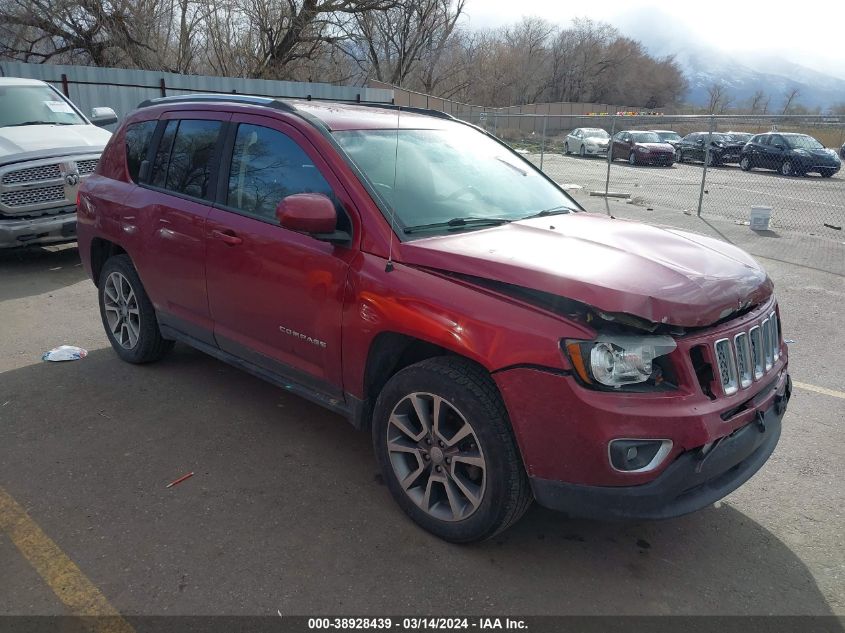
<box><xmin>631</xmin><ymin>132</ymin><xmax>661</xmax><ymax>143</ymax></box>
<box><xmin>655</xmin><ymin>131</ymin><xmax>681</xmax><ymax>141</ymax></box>
<box><xmin>334</xmin><ymin>125</ymin><xmax>577</xmax><ymax>235</ymax></box>
<box><xmin>727</xmin><ymin>133</ymin><xmax>752</xmax><ymax>142</ymax></box>
<box><xmin>582</xmin><ymin>128</ymin><xmax>610</xmax><ymax>139</ymax></box>
<box><xmin>0</xmin><ymin>85</ymin><xmax>86</xmax><ymax>127</ymax></box>
<box><xmin>786</xmin><ymin>135</ymin><xmax>824</xmax><ymax>150</ymax></box>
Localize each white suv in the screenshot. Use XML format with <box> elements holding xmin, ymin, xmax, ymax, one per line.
<box><xmin>0</xmin><ymin>78</ymin><xmax>117</xmax><ymax>248</ymax></box>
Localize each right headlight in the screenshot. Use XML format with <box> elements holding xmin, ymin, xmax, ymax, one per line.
<box><xmin>564</xmin><ymin>335</ymin><xmax>677</xmax><ymax>389</ymax></box>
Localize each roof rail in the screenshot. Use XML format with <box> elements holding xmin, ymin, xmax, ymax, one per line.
<box><xmin>137</xmin><ymin>93</ymin><xmax>295</xmax><ymax>111</ymax></box>
<box><xmin>136</xmin><ymin>93</ymin><xmax>456</xmax><ymax>121</ymax></box>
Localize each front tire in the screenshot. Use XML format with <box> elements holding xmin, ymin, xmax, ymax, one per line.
<box><xmin>579</xmin><ymin>144</ymin><xmax>586</xmax><ymax>157</ymax></box>
<box><xmin>98</xmin><ymin>254</ymin><xmax>174</xmax><ymax>364</ymax></box>
<box><xmin>819</xmin><ymin>169</ymin><xmax>835</xmax><ymax>178</ymax></box>
<box><xmin>740</xmin><ymin>155</ymin><xmax>752</xmax><ymax>171</ymax></box>
<box><xmin>628</xmin><ymin>152</ymin><xmax>637</xmax><ymax>165</ymax></box>
<box><xmin>564</xmin><ymin>142</ymin><xmax>570</xmax><ymax>155</ymax></box>
<box><xmin>780</xmin><ymin>160</ymin><xmax>794</xmax><ymax>176</ymax></box>
<box><xmin>372</xmin><ymin>357</ymin><xmax>532</xmax><ymax>543</ymax></box>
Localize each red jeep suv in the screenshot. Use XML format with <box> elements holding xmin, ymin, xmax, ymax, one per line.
<box><xmin>77</xmin><ymin>95</ymin><xmax>791</xmax><ymax>542</ymax></box>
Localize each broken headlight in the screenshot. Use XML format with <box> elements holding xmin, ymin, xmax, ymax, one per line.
<box><xmin>564</xmin><ymin>335</ymin><xmax>677</xmax><ymax>388</ymax></box>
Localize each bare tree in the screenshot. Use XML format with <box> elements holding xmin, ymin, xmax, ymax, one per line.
<box><xmin>342</xmin><ymin>0</ymin><xmax>464</xmax><ymax>87</ymax></box>
<box><xmin>748</xmin><ymin>89</ymin><xmax>767</xmax><ymax>114</ymax></box>
<box><xmin>706</xmin><ymin>83</ymin><xmax>730</xmax><ymax>114</ymax></box>
<box><xmin>781</xmin><ymin>87</ymin><xmax>800</xmax><ymax>114</ymax></box>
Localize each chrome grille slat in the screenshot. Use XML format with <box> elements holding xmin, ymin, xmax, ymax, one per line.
<box><xmin>77</xmin><ymin>159</ymin><xmax>98</xmax><ymax>175</ymax></box>
<box><xmin>762</xmin><ymin>318</ymin><xmax>773</xmax><ymax>371</ymax></box>
<box><xmin>0</xmin><ymin>185</ymin><xmax>66</xmax><ymax>207</ymax></box>
<box><xmin>712</xmin><ymin>309</ymin><xmax>782</xmax><ymax>397</ymax></box>
<box><xmin>770</xmin><ymin>311</ymin><xmax>780</xmax><ymax>361</ymax></box>
<box><xmin>714</xmin><ymin>338</ymin><xmax>738</xmax><ymax>395</ymax></box>
<box><xmin>749</xmin><ymin>326</ymin><xmax>764</xmax><ymax>380</ymax></box>
<box><xmin>734</xmin><ymin>332</ymin><xmax>752</xmax><ymax>389</ymax></box>
<box><xmin>1</xmin><ymin>163</ymin><xmax>62</xmax><ymax>184</ymax></box>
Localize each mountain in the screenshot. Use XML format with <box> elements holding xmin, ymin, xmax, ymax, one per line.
<box><xmin>611</xmin><ymin>9</ymin><xmax>845</xmax><ymax>110</ymax></box>
<box><xmin>675</xmin><ymin>46</ymin><xmax>845</xmax><ymax>111</ymax></box>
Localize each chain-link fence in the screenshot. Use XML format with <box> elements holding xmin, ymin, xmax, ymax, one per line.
<box><xmin>458</xmin><ymin>112</ymin><xmax>845</xmax><ymax>274</ymax></box>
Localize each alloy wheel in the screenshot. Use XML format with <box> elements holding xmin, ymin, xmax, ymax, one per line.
<box><xmin>780</xmin><ymin>160</ymin><xmax>793</xmax><ymax>176</ymax></box>
<box><xmin>103</xmin><ymin>271</ymin><xmax>141</xmax><ymax>349</ymax></box>
<box><xmin>386</xmin><ymin>392</ymin><xmax>486</xmax><ymax>522</ymax></box>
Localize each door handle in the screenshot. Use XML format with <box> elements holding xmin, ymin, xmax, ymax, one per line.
<box><xmin>211</xmin><ymin>229</ymin><xmax>243</xmax><ymax>246</ymax></box>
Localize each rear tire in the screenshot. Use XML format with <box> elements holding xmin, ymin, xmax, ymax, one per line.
<box><xmin>98</xmin><ymin>254</ymin><xmax>174</xmax><ymax>364</ymax></box>
<box><xmin>372</xmin><ymin>357</ymin><xmax>532</xmax><ymax>543</ymax></box>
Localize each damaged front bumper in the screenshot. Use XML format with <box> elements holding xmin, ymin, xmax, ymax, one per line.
<box><xmin>530</xmin><ymin>375</ymin><xmax>790</xmax><ymax>520</ymax></box>
<box><xmin>0</xmin><ymin>206</ymin><xmax>77</xmax><ymax>248</ymax></box>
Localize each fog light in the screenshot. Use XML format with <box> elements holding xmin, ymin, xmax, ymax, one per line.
<box><xmin>609</xmin><ymin>439</ymin><xmax>672</xmax><ymax>473</ymax></box>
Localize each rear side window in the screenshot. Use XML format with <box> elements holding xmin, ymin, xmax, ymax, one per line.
<box><xmin>124</xmin><ymin>120</ymin><xmax>156</xmax><ymax>183</ymax></box>
<box><xmin>226</xmin><ymin>124</ymin><xmax>337</xmax><ymax>223</ymax></box>
<box><xmin>150</xmin><ymin>119</ymin><xmax>222</xmax><ymax>199</ymax></box>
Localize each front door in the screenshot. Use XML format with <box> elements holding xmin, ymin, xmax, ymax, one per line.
<box><xmin>205</xmin><ymin>115</ymin><xmax>357</xmax><ymax>395</ymax></box>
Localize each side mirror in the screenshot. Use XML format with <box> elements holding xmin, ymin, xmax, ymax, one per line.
<box><xmin>696</xmin><ymin>139</ymin><xmax>705</xmax><ymax>146</ymax></box>
<box><xmin>276</xmin><ymin>193</ymin><xmax>349</xmax><ymax>244</ymax></box>
<box><xmin>90</xmin><ymin>107</ymin><xmax>118</xmax><ymax>127</ymax></box>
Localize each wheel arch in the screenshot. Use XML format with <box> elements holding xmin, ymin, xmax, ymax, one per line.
<box><xmin>90</xmin><ymin>237</ymin><xmax>127</xmax><ymax>287</ymax></box>
<box><xmin>356</xmin><ymin>332</ymin><xmax>466</xmax><ymax>430</ymax></box>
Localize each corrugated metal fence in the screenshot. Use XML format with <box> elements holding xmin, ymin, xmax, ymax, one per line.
<box><xmin>0</xmin><ymin>62</ymin><xmax>394</xmax><ymax>130</ymax></box>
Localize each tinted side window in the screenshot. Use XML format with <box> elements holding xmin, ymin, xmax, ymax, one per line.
<box><xmin>226</xmin><ymin>124</ymin><xmax>337</xmax><ymax>224</ymax></box>
<box><xmin>124</xmin><ymin>120</ymin><xmax>156</xmax><ymax>183</ymax></box>
<box><xmin>165</xmin><ymin>120</ymin><xmax>222</xmax><ymax>198</ymax></box>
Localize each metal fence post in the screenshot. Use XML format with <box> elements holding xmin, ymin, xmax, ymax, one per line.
<box><xmin>697</xmin><ymin>115</ymin><xmax>715</xmax><ymax>217</ymax></box>
<box><xmin>604</xmin><ymin>115</ymin><xmax>617</xmax><ymax>215</ymax></box>
<box><xmin>540</xmin><ymin>114</ymin><xmax>547</xmax><ymax>170</ymax></box>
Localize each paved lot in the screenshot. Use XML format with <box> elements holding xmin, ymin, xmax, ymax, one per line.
<box><xmin>529</xmin><ymin>152</ymin><xmax>845</xmax><ymax>234</ymax></box>
<box><xmin>1</xmin><ymin>230</ymin><xmax>843</xmax><ymax>618</ymax></box>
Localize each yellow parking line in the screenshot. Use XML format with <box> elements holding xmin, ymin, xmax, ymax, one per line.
<box><xmin>0</xmin><ymin>486</ymin><xmax>135</xmax><ymax>633</ymax></box>
<box><xmin>792</xmin><ymin>381</ymin><xmax>845</xmax><ymax>400</ymax></box>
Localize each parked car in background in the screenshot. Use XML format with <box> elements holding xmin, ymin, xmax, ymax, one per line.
<box><xmin>78</xmin><ymin>95</ymin><xmax>790</xmax><ymax>542</ymax></box>
<box><xmin>676</xmin><ymin>132</ymin><xmax>749</xmax><ymax>166</ymax></box>
<box><xmin>0</xmin><ymin>78</ymin><xmax>117</xmax><ymax>249</ymax></box>
<box><xmin>564</xmin><ymin>127</ymin><xmax>610</xmax><ymax>157</ymax></box>
<box><xmin>650</xmin><ymin>130</ymin><xmax>682</xmax><ymax>150</ymax></box>
<box><xmin>611</xmin><ymin>130</ymin><xmax>675</xmax><ymax>166</ymax></box>
<box><xmin>740</xmin><ymin>132</ymin><xmax>841</xmax><ymax>177</ymax></box>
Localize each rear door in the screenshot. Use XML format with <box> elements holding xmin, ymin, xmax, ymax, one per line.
<box><xmin>204</xmin><ymin>114</ymin><xmax>358</xmax><ymax>394</ymax></box>
<box><xmin>129</xmin><ymin>112</ymin><xmax>229</xmax><ymax>343</ymax></box>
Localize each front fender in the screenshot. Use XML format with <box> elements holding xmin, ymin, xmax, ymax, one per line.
<box><xmin>341</xmin><ymin>252</ymin><xmax>594</xmax><ymax>399</ymax></box>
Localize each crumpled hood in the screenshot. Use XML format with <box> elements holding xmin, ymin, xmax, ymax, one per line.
<box><xmin>400</xmin><ymin>214</ymin><xmax>773</xmax><ymax>328</ymax></box>
<box><xmin>0</xmin><ymin>124</ymin><xmax>111</xmax><ymax>160</ymax></box>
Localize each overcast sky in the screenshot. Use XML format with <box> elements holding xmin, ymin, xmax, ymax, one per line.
<box><xmin>463</xmin><ymin>0</ymin><xmax>845</xmax><ymax>79</ymax></box>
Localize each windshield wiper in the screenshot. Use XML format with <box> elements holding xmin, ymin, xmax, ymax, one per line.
<box><xmin>404</xmin><ymin>217</ymin><xmax>512</xmax><ymax>235</ymax></box>
<box><xmin>4</xmin><ymin>121</ymin><xmax>75</xmax><ymax>127</ymax></box>
<box><xmin>520</xmin><ymin>206</ymin><xmax>574</xmax><ymax>220</ymax></box>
